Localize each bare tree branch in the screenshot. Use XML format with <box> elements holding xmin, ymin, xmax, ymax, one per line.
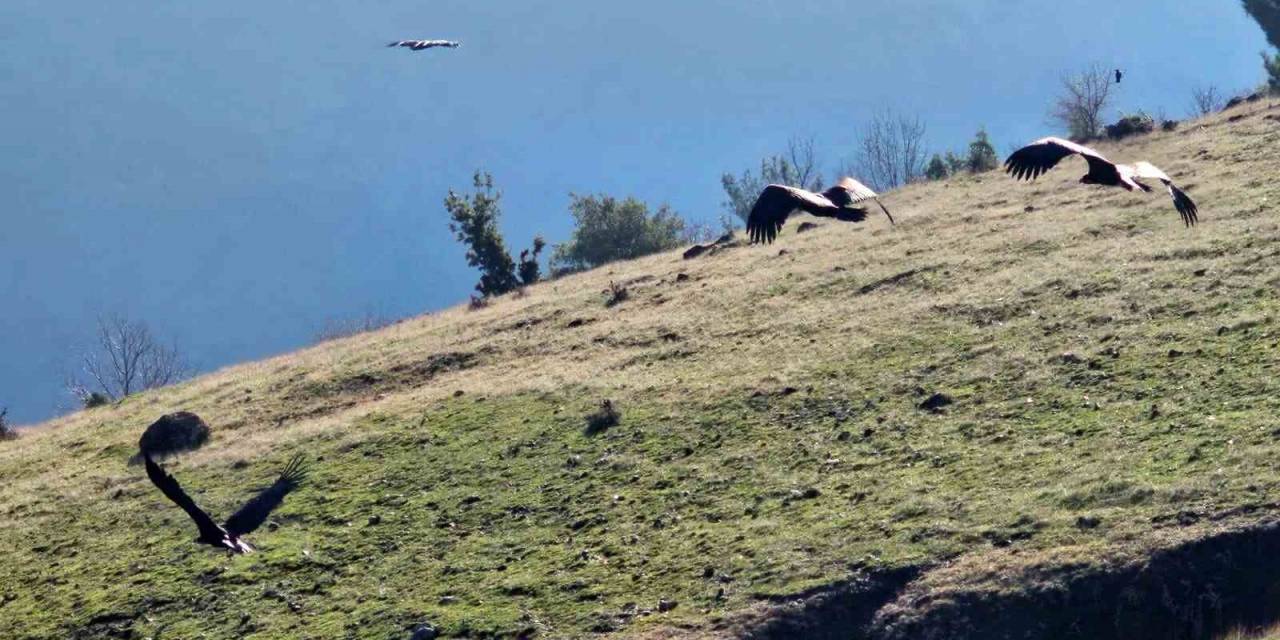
<box><xmin>1049</xmin><ymin>64</ymin><xmax>1114</xmax><ymax>141</ymax></box>
<box><xmin>1189</xmin><ymin>85</ymin><xmax>1224</xmax><ymax>117</ymax></box>
<box><xmin>848</xmin><ymin>109</ymin><xmax>928</xmax><ymax>191</ymax></box>
<box><xmin>76</xmin><ymin>314</ymin><xmax>188</xmax><ymax>402</ymax></box>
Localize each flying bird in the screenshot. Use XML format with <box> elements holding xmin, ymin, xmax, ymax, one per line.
<box><xmin>144</xmin><ymin>454</ymin><xmax>307</xmax><ymax>553</ymax></box>
<box><xmin>387</xmin><ymin>39</ymin><xmax>461</xmax><ymax>51</ymax></box>
<box><xmin>745</xmin><ymin>177</ymin><xmax>895</xmax><ymax>244</ymax></box>
<box><xmin>1115</xmin><ymin>69</ymin><xmax>1123</xmax><ymax>83</ymax></box>
<box><xmin>1004</xmin><ymin>137</ymin><xmax>1198</xmax><ymax>227</ymax></box>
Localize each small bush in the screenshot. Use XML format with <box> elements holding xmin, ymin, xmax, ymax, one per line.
<box><xmin>467</xmin><ymin>295</ymin><xmax>490</xmax><ymax>311</ymax></box>
<box><xmin>1161</xmin><ymin>119</ymin><xmax>1180</xmax><ymax>132</ymax></box>
<box><xmin>924</xmin><ymin>154</ymin><xmax>949</xmax><ymax>181</ymax></box>
<box><xmin>1105</xmin><ymin>112</ymin><xmax>1155</xmax><ymax>140</ymax></box>
<box><xmin>584</xmin><ymin>400</ymin><xmax>620</xmax><ymax>435</ymax></box>
<box><xmin>604</xmin><ymin>282</ymin><xmax>629</xmax><ymax>307</ymax></box>
<box><xmin>0</xmin><ymin>408</ymin><xmax>17</xmax><ymax>441</ymax></box>
<box><xmin>83</xmin><ymin>391</ymin><xmax>112</xmax><ymax>409</ymax></box>
<box><xmin>966</xmin><ymin>128</ymin><xmax>999</xmax><ymax>173</ymax></box>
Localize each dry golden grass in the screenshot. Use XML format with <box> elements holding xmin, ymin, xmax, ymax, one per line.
<box><xmin>2</xmin><ymin>100</ymin><xmax>1280</xmax><ymax>639</ymax></box>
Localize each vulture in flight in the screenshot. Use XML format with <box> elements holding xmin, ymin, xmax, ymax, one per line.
<box><xmin>1004</xmin><ymin>137</ymin><xmax>1198</xmax><ymax>227</ymax></box>
<box><xmin>387</xmin><ymin>39</ymin><xmax>461</xmax><ymax>51</ymax></box>
<box><xmin>144</xmin><ymin>454</ymin><xmax>307</xmax><ymax>554</ymax></box>
<box><xmin>745</xmin><ymin>177</ymin><xmax>894</xmax><ymax>244</ymax></box>
<box><xmin>1115</xmin><ymin>69</ymin><xmax>1123</xmax><ymax>84</ymax></box>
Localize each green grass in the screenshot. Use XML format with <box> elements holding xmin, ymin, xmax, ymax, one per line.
<box><xmin>3</xmin><ymin>100</ymin><xmax>1280</xmax><ymax>638</ymax></box>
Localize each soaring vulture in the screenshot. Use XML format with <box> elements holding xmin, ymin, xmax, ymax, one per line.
<box><xmin>1004</xmin><ymin>137</ymin><xmax>1198</xmax><ymax>227</ymax></box>
<box><xmin>1115</xmin><ymin>69</ymin><xmax>1123</xmax><ymax>84</ymax></box>
<box><xmin>745</xmin><ymin>177</ymin><xmax>894</xmax><ymax>244</ymax></box>
<box><xmin>387</xmin><ymin>39</ymin><xmax>461</xmax><ymax>51</ymax></box>
<box><xmin>144</xmin><ymin>454</ymin><xmax>306</xmax><ymax>553</ymax></box>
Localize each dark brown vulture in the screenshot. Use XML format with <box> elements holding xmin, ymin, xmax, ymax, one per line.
<box><xmin>745</xmin><ymin>177</ymin><xmax>894</xmax><ymax>244</ymax></box>
<box><xmin>387</xmin><ymin>39</ymin><xmax>461</xmax><ymax>51</ymax></box>
<box><xmin>144</xmin><ymin>454</ymin><xmax>306</xmax><ymax>554</ymax></box>
<box><xmin>1115</xmin><ymin>69</ymin><xmax>1123</xmax><ymax>84</ymax></box>
<box><xmin>1004</xmin><ymin>137</ymin><xmax>1198</xmax><ymax>227</ymax></box>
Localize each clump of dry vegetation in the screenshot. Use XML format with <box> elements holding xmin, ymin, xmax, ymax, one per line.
<box><xmin>584</xmin><ymin>399</ymin><xmax>620</xmax><ymax>435</ymax></box>
<box><xmin>0</xmin><ymin>408</ymin><xmax>16</xmax><ymax>441</ymax></box>
<box><xmin>1</xmin><ymin>103</ymin><xmax>1279</xmax><ymax>639</ymax></box>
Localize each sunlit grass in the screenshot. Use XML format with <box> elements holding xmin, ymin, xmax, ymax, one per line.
<box><xmin>2</xmin><ymin>102</ymin><xmax>1279</xmax><ymax>638</ymax></box>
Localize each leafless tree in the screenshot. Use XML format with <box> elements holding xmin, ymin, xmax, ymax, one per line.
<box><xmin>1189</xmin><ymin>85</ymin><xmax>1224</xmax><ymax>116</ymax></box>
<box><xmin>847</xmin><ymin>109</ymin><xmax>928</xmax><ymax>191</ymax></box>
<box><xmin>75</xmin><ymin>314</ymin><xmax>188</xmax><ymax>401</ymax></box>
<box><xmin>721</xmin><ymin>136</ymin><xmax>824</xmax><ymax>222</ymax></box>
<box><xmin>1049</xmin><ymin>64</ymin><xmax>1114</xmax><ymax>140</ymax></box>
<box><xmin>313</xmin><ymin>312</ymin><xmax>400</xmax><ymax>344</ymax></box>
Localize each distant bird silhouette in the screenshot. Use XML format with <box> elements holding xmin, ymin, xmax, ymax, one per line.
<box><xmin>745</xmin><ymin>177</ymin><xmax>894</xmax><ymax>244</ymax></box>
<box><xmin>1115</xmin><ymin>69</ymin><xmax>1123</xmax><ymax>83</ymax></box>
<box><xmin>387</xmin><ymin>39</ymin><xmax>461</xmax><ymax>51</ymax></box>
<box><xmin>1005</xmin><ymin>137</ymin><xmax>1198</xmax><ymax>227</ymax></box>
<box><xmin>145</xmin><ymin>454</ymin><xmax>306</xmax><ymax>553</ymax></box>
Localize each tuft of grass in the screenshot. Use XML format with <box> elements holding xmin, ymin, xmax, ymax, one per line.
<box><xmin>2</xmin><ymin>103</ymin><xmax>1280</xmax><ymax>638</ymax></box>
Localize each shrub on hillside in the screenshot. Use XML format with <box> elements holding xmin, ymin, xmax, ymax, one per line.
<box><xmin>1105</xmin><ymin>113</ymin><xmax>1156</xmax><ymax>141</ymax></box>
<box><xmin>924</xmin><ymin>154</ymin><xmax>949</xmax><ymax>181</ymax></box>
<box><xmin>966</xmin><ymin>128</ymin><xmax>999</xmax><ymax>173</ymax></box>
<box><xmin>584</xmin><ymin>399</ymin><xmax>620</xmax><ymax>436</ymax></box>
<box><xmin>0</xmin><ymin>408</ymin><xmax>16</xmax><ymax>441</ymax></box>
<box><xmin>550</xmin><ymin>194</ymin><xmax>685</xmax><ymax>275</ymax></box>
<box><xmin>518</xmin><ymin>236</ymin><xmax>546</xmax><ymax>287</ymax></box>
<box><xmin>604</xmin><ymin>281</ymin><xmax>629</xmax><ymax>307</ymax></box>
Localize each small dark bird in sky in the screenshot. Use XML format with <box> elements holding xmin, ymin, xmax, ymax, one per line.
<box><xmin>1005</xmin><ymin>136</ymin><xmax>1198</xmax><ymax>227</ymax></box>
<box><xmin>1115</xmin><ymin>69</ymin><xmax>1123</xmax><ymax>83</ymax></box>
<box><xmin>745</xmin><ymin>177</ymin><xmax>895</xmax><ymax>244</ymax></box>
<box><xmin>387</xmin><ymin>39</ymin><xmax>461</xmax><ymax>51</ymax></box>
<box><xmin>144</xmin><ymin>454</ymin><xmax>307</xmax><ymax>553</ymax></box>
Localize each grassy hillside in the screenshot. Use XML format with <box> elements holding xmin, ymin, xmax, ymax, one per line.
<box><xmin>3</xmin><ymin>100</ymin><xmax>1280</xmax><ymax>640</ymax></box>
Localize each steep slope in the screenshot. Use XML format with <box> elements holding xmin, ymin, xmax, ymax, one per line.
<box><xmin>2</xmin><ymin>101</ymin><xmax>1280</xmax><ymax>640</ymax></box>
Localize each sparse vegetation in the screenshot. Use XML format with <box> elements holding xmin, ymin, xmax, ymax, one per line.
<box><xmin>1050</xmin><ymin>63</ymin><xmax>1114</xmax><ymax>140</ymax></box>
<box><xmin>550</xmin><ymin>194</ymin><xmax>686</xmax><ymax>275</ymax></box>
<box><xmin>313</xmin><ymin>312</ymin><xmax>399</xmax><ymax>344</ymax></box>
<box><xmin>721</xmin><ymin>136</ymin><xmax>824</xmax><ymax>222</ymax></box>
<box><xmin>1191</xmin><ymin>84</ymin><xmax>1226</xmax><ymax>116</ymax></box>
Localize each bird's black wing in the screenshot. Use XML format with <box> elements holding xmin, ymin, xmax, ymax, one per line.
<box><xmin>144</xmin><ymin>456</ymin><xmax>225</xmax><ymax>542</ymax></box>
<box><xmin>746</xmin><ymin>185</ymin><xmax>806</xmax><ymax>244</ymax></box>
<box><xmin>1168</xmin><ymin>185</ymin><xmax>1198</xmax><ymax>227</ymax></box>
<box><xmin>223</xmin><ymin>454</ymin><xmax>307</xmax><ymax>537</ymax></box>
<box><xmin>1005</xmin><ymin>137</ymin><xmax>1109</xmax><ymax>181</ymax></box>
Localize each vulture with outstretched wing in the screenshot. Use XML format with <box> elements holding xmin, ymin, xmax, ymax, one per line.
<box><xmin>1004</xmin><ymin>137</ymin><xmax>1198</xmax><ymax>227</ymax></box>
<box><xmin>745</xmin><ymin>177</ymin><xmax>894</xmax><ymax>244</ymax></box>
<box><xmin>387</xmin><ymin>39</ymin><xmax>461</xmax><ymax>51</ymax></box>
<box><xmin>144</xmin><ymin>454</ymin><xmax>306</xmax><ymax>553</ymax></box>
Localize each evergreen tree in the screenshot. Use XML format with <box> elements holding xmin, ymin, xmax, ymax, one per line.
<box><xmin>924</xmin><ymin>154</ymin><xmax>949</xmax><ymax>181</ymax></box>
<box><xmin>445</xmin><ymin>171</ymin><xmax>520</xmax><ymax>297</ymax></box>
<box><xmin>966</xmin><ymin>128</ymin><xmax>999</xmax><ymax>173</ymax></box>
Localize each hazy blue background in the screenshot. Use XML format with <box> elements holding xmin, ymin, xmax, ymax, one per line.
<box><xmin>0</xmin><ymin>1</ymin><xmax>1270</xmax><ymax>424</ymax></box>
